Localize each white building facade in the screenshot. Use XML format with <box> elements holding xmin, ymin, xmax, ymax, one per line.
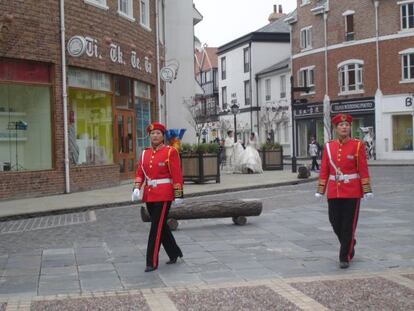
<box><xmin>163</xmin><ymin>0</ymin><xmax>203</xmax><ymax>143</ymax></box>
<box><xmin>217</xmin><ymin>18</ymin><xmax>290</xmax><ymax>145</ymax></box>
<box><xmin>256</xmin><ymin>58</ymin><xmax>292</xmax><ymax>155</ymax></box>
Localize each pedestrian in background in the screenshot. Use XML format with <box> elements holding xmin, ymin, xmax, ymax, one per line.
<box><xmin>315</xmin><ymin>114</ymin><xmax>373</xmax><ymax>269</ymax></box>
<box><xmin>132</xmin><ymin>122</ymin><xmax>183</xmax><ymax>272</ymax></box>
<box><xmin>308</xmin><ymin>136</ymin><xmax>320</xmax><ymax>171</ymax></box>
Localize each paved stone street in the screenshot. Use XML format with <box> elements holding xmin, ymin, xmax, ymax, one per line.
<box><xmin>0</xmin><ymin>166</ymin><xmax>413</xmax><ymax>310</ymax></box>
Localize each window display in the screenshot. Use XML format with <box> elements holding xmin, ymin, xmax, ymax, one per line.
<box><xmin>393</xmin><ymin>115</ymin><xmax>413</xmax><ymax>151</ymax></box>
<box><xmin>0</xmin><ymin>84</ymin><xmax>52</xmax><ymax>171</ymax></box>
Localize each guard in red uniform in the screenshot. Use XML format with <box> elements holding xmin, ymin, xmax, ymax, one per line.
<box><xmin>315</xmin><ymin>114</ymin><xmax>373</xmax><ymax>269</ymax></box>
<box><xmin>133</xmin><ymin>122</ymin><xmax>183</xmax><ymax>272</ymax></box>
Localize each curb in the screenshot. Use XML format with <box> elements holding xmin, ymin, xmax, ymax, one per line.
<box><xmin>0</xmin><ymin>177</ymin><xmax>317</xmax><ymax>222</ymax></box>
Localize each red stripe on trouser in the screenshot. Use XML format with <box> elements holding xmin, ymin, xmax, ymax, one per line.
<box><xmin>347</xmin><ymin>199</ymin><xmax>360</xmax><ymax>261</ymax></box>
<box><xmin>153</xmin><ymin>201</ymin><xmax>168</xmax><ymax>268</ymax></box>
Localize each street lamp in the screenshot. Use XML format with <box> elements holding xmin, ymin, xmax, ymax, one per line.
<box><xmin>230</xmin><ymin>103</ymin><xmax>240</xmax><ymax>143</ymax></box>
<box><xmin>290</xmin><ymin>76</ymin><xmax>310</xmax><ymax>173</ymax></box>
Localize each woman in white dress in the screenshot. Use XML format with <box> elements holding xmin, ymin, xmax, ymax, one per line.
<box><xmin>234</xmin><ymin>133</ymin><xmax>263</xmax><ymax>174</ymax></box>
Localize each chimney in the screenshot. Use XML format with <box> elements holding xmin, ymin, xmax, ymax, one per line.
<box><xmin>268</xmin><ymin>4</ymin><xmax>286</xmax><ymax>23</ymax></box>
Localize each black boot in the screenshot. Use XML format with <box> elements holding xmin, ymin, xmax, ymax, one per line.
<box><xmin>145</xmin><ymin>266</ymin><xmax>157</xmax><ymax>272</ymax></box>
<box><xmin>166</xmin><ymin>250</ymin><xmax>183</xmax><ymax>264</ymax></box>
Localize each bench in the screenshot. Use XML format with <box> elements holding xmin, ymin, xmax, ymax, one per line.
<box><xmin>140</xmin><ymin>199</ymin><xmax>263</xmax><ymax>230</ymax></box>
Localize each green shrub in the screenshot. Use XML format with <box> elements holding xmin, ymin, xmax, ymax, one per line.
<box><xmin>180</xmin><ymin>143</ymin><xmax>219</xmax><ymax>154</ymax></box>
<box><xmin>261</xmin><ymin>142</ymin><xmax>282</xmax><ymax>151</ymax></box>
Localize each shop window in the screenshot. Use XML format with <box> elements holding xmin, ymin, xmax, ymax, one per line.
<box><xmin>140</xmin><ymin>0</ymin><xmax>151</xmax><ymax>29</ymax></box>
<box><xmin>0</xmin><ymin>84</ymin><xmax>52</xmax><ymax>172</ymax></box>
<box><xmin>118</xmin><ymin>0</ymin><xmax>134</xmax><ymax>21</ymax></box>
<box><xmin>68</xmin><ymin>68</ymin><xmax>113</xmax><ymax>166</ymax></box>
<box><xmin>400</xmin><ymin>2</ymin><xmax>414</xmax><ymax>30</ymax></box>
<box><xmin>393</xmin><ymin>115</ymin><xmax>413</xmax><ymax>151</ymax></box>
<box><xmin>114</xmin><ymin>76</ymin><xmax>133</xmax><ymax>109</ymax></box>
<box><xmin>338</xmin><ymin>60</ymin><xmax>364</xmax><ymax>94</ymax></box>
<box><xmin>135</xmin><ymin>82</ymin><xmax>152</xmax><ymax>156</ymax></box>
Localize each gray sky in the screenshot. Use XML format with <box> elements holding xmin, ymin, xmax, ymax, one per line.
<box><xmin>193</xmin><ymin>0</ymin><xmax>297</xmax><ymax>47</ymax></box>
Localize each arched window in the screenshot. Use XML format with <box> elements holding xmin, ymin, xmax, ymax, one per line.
<box><xmin>337</xmin><ymin>59</ymin><xmax>364</xmax><ymax>94</ymax></box>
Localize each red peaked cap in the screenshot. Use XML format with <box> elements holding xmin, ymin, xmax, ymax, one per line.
<box><xmin>331</xmin><ymin>113</ymin><xmax>352</xmax><ymax>126</ymax></box>
<box><xmin>146</xmin><ymin>122</ymin><xmax>166</xmax><ymax>134</ymax></box>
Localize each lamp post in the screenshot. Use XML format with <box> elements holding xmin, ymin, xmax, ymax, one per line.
<box><xmin>290</xmin><ymin>76</ymin><xmax>310</xmax><ymax>173</ymax></box>
<box><xmin>230</xmin><ymin>103</ymin><xmax>240</xmax><ymax>143</ymax></box>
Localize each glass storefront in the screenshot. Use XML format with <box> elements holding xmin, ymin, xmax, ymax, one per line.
<box><xmin>0</xmin><ymin>60</ymin><xmax>52</xmax><ymax>172</ymax></box>
<box><xmin>135</xmin><ymin>81</ymin><xmax>151</xmax><ymax>157</ymax></box>
<box><xmin>0</xmin><ymin>84</ymin><xmax>52</xmax><ymax>171</ymax></box>
<box><xmin>393</xmin><ymin>114</ymin><xmax>413</xmax><ymax>151</ymax></box>
<box><xmin>68</xmin><ymin>68</ymin><xmax>113</xmax><ymax>165</ymax></box>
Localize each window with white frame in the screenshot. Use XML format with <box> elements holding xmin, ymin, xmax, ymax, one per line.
<box><xmin>265</xmin><ymin>79</ymin><xmax>271</xmax><ymax>101</ymax></box>
<box><xmin>222</xmin><ymin>87</ymin><xmax>227</xmax><ymax>110</ymax></box>
<box><xmin>301</xmin><ymin>0</ymin><xmax>310</xmax><ymax>6</ymax></box>
<box><xmin>118</xmin><ymin>0</ymin><xmax>134</xmax><ymax>20</ymax></box>
<box><xmin>298</xmin><ymin>66</ymin><xmax>315</xmax><ymax>93</ymax></box>
<box><xmin>221</xmin><ymin>57</ymin><xmax>226</xmax><ymax>80</ymax></box>
<box><xmin>244</xmin><ymin>80</ymin><xmax>251</xmax><ymax>105</ymax></box>
<box><xmin>343</xmin><ymin>10</ymin><xmax>355</xmax><ymax>41</ymax></box>
<box><xmin>337</xmin><ymin>60</ymin><xmax>364</xmax><ymax>93</ymax></box>
<box><xmin>84</xmin><ymin>0</ymin><xmax>108</xmax><ymax>9</ymax></box>
<box><xmin>243</xmin><ymin>47</ymin><xmax>250</xmax><ymax>73</ymax></box>
<box><xmin>300</xmin><ymin>26</ymin><xmax>312</xmax><ymax>50</ymax></box>
<box><xmin>280</xmin><ymin>75</ymin><xmax>286</xmax><ymax>98</ymax></box>
<box><xmin>400</xmin><ymin>1</ymin><xmax>414</xmax><ymax>30</ymax></box>
<box><xmin>400</xmin><ymin>49</ymin><xmax>414</xmax><ymax>81</ymax></box>
<box><xmin>140</xmin><ymin>0</ymin><xmax>150</xmax><ymax>29</ymax></box>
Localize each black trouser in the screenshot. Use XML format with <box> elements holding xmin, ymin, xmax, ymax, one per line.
<box><xmin>311</xmin><ymin>156</ymin><xmax>319</xmax><ymax>170</ymax></box>
<box><xmin>146</xmin><ymin>201</ymin><xmax>182</xmax><ymax>268</ymax></box>
<box><xmin>328</xmin><ymin>198</ymin><xmax>360</xmax><ymax>262</ymax></box>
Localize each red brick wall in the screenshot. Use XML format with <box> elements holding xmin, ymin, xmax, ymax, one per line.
<box><xmin>0</xmin><ymin>0</ymin><xmax>159</xmax><ymax>200</ymax></box>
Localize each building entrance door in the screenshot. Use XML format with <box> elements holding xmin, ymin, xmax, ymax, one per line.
<box><xmin>114</xmin><ymin>109</ymin><xmax>136</xmax><ymax>179</ymax></box>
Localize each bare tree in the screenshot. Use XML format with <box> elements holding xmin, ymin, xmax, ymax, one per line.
<box><xmin>182</xmin><ymin>96</ymin><xmax>208</xmax><ymax>144</ymax></box>
<box><xmin>260</xmin><ymin>101</ymin><xmax>289</xmax><ymax>142</ymax></box>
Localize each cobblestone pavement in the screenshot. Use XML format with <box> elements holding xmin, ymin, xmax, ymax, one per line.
<box><xmin>0</xmin><ymin>167</ymin><xmax>413</xmax><ymax>310</ymax></box>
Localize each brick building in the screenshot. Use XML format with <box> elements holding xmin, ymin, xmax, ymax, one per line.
<box><xmin>0</xmin><ymin>0</ymin><xmax>162</xmax><ymax>200</ymax></box>
<box><xmin>287</xmin><ymin>0</ymin><xmax>414</xmax><ymax>159</ymax></box>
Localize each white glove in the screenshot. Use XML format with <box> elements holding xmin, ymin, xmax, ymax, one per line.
<box><xmin>172</xmin><ymin>198</ymin><xmax>183</xmax><ymax>206</ymax></box>
<box><xmin>363</xmin><ymin>192</ymin><xmax>374</xmax><ymax>200</ymax></box>
<box><xmin>131</xmin><ymin>188</ymin><xmax>140</xmax><ymax>202</ymax></box>
<box><xmin>314</xmin><ymin>193</ymin><xmax>324</xmax><ymax>199</ymax></box>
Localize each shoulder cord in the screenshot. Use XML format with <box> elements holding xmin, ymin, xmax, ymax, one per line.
<box><xmin>326</xmin><ymin>142</ymin><xmax>340</xmax><ymax>175</ymax></box>
<box><xmin>356</xmin><ymin>140</ymin><xmax>361</xmax><ymax>172</ymax></box>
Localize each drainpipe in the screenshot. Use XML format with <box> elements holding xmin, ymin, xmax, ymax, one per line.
<box><xmin>249</xmin><ymin>42</ymin><xmax>253</xmax><ymax>135</ymax></box>
<box><xmin>60</xmin><ymin>0</ymin><xmax>70</xmax><ymax>193</ymax></box>
<box><xmin>155</xmin><ymin>0</ymin><xmax>162</xmax><ymax>123</ymax></box>
<box><xmin>323</xmin><ymin>12</ymin><xmax>328</xmax><ymax>95</ymax></box>
<box><xmin>255</xmin><ymin>75</ymin><xmax>260</xmax><ymax>139</ymax></box>
<box><xmin>374</xmin><ymin>0</ymin><xmax>380</xmax><ymax>90</ymax></box>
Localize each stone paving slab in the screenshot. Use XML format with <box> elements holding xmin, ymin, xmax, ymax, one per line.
<box><xmin>290</xmin><ymin>276</ymin><xmax>414</xmax><ymax>311</ymax></box>
<box><xmin>167</xmin><ymin>285</ymin><xmax>301</xmax><ymax>311</ymax></box>
<box><xmin>403</xmin><ymin>274</ymin><xmax>414</xmax><ymax>281</ymax></box>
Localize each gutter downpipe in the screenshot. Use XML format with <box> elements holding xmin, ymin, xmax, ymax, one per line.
<box><xmin>60</xmin><ymin>0</ymin><xmax>70</xmax><ymax>193</ymax></box>
<box><xmin>155</xmin><ymin>0</ymin><xmax>162</xmax><ymax>123</ymax></box>
<box><xmin>249</xmin><ymin>42</ymin><xmax>253</xmax><ymax>135</ymax></box>
<box><xmin>374</xmin><ymin>1</ymin><xmax>380</xmax><ymax>90</ymax></box>
<box><xmin>255</xmin><ymin>75</ymin><xmax>259</xmax><ymax>139</ymax></box>
<box><xmin>324</xmin><ymin>12</ymin><xmax>328</xmax><ymax>96</ymax></box>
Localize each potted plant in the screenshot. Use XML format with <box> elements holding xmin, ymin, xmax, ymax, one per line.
<box><xmin>260</xmin><ymin>142</ymin><xmax>283</xmax><ymax>170</ymax></box>
<box><xmin>180</xmin><ymin>143</ymin><xmax>220</xmax><ymax>183</ymax></box>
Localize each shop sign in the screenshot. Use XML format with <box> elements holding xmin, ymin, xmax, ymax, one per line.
<box><xmin>331</xmin><ymin>100</ymin><xmax>375</xmax><ymax>113</ymax></box>
<box><xmin>67</xmin><ymin>35</ymin><xmax>152</xmax><ymax>75</ymax></box>
<box><xmin>405</xmin><ymin>96</ymin><xmax>413</xmax><ymax>108</ymax></box>
<box><xmin>294</xmin><ymin>104</ymin><xmax>323</xmax><ymax>117</ymax></box>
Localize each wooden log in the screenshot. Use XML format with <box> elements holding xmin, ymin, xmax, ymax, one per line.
<box><xmin>140</xmin><ymin>199</ymin><xmax>262</xmax><ymax>224</ymax></box>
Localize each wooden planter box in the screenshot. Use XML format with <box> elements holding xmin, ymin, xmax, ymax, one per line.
<box><xmin>180</xmin><ymin>153</ymin><xmax>220</xmax><ymax>183</ymax></box>
<box><xmin>259</xmin><ymin>148</ymin><xmax>283</xmax><ymax>170</ymax></box>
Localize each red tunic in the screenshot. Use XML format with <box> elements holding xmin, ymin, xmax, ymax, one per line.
<box><xmin>134</xmin><ymin>145</ymin><xmax>184</xmax><ymax>202</ymax></box>
<box><xmin>317</xmin><ymin>138</ymin><xmax>372</xmax><ymax>199</ymax></box>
